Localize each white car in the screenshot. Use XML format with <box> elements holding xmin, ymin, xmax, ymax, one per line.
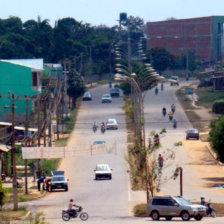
<box><xmin>101</xmin><ymin>94</ymin><xmax>112</xmax><ymax>103</ymax></box>
<box><xmin>94</xmin><ymin>164</ymin><xmax>112</xmax><ymax>180</ymax></box>
<box><xmin>106</xmin><ymin>118</ymin><xmax>118</xmax><ymax>130</ymax></box>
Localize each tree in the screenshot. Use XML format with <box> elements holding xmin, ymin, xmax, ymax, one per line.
<box><xmin>67</xmin><ymin>70</ymin><xmax>85</xmax><ymax>108</ymax></box>
<box><xmin>209</xmin><ymin>115</ymin><xmax>224</xmax><ymax>162</ymax></box>
<box><xmin>146</xmin><ymin>48</ymin><xmax>175</xmax><ymax>73</ymax></box>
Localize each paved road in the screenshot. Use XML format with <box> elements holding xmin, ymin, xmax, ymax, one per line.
<box><xmin>18</xmin><ymin>82</ymin><xmax>224</xmax><ymax>224</ymax></box>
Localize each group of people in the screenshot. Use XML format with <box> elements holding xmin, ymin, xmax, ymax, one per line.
<box><xmin>162</xmin><ymin>104</ymin><xmax>177</xmax><ymax>128</ymax></box>
<box><xmin>92</xmin><ymin>121</ymin><xmax>106</xmax><ymax>133</ymax></box>
<box><xmin>37</xmin><ymin>176</ymin><xmax>51</xmax><ymax>191</ymax></box>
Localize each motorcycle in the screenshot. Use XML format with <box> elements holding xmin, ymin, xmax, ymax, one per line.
<box><xmin>101</xmin><ymin>125</ymin><xmax>106</xmax><ymax>134</ymax></box>
<box><xmin>206</xmin><ymin>202</ymin><xmax>216</xmax><ymax>218</ymax></box>
<box><xmin>169</xmin><ymin>115</ymin><xmax>173</xmax><ymax>121</ymax></box>
<box><xmin>62</xmin><ymin>207</ymin><xmax>88</xmax><ymax>221</ymax></box>
<box><xmin>154</xmin><ymin>134</ymin><xmax>160</xmax><ymax>146</ymax></box>
<box><xmin>93</xmin><ymin>125</ymin><xmax>98</xmax><ymax>133</ymax></box>
<box><xmin>162</xmin><ymin>108</ymin><xmax>166</xmax><ymax>117</ymax></box>
<box><xmin>173</xmin><ymin>121</ymin><xmax>177</xmax><ymax>128</ymax></box>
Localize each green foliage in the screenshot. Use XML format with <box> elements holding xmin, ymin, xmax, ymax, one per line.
<box><xmin>67</xmin><ymin>70</ymin><xmax>85</xmax><ymax>99</ymax></box>
<box><xmin>146</xmin><ymin>48</ymin><xmax>175</xmax><ymax>73</ymax></box>
<box><xmin>41</xmin><ymin>159</ymin><xmax>60</xmax><ymax>176</ymax></box>
<box><xmin>0</xmin><ymin>178</ymin><xmax>8</xmax><ymax>209</ymax></box>
<box><xmin>174</xmin><ymin>141</ymin><xmax>182</xmax><ymax>147</ymax></box>
<box><xmin>209</xmin><ymin>116</ymin><xmax>224</xmax><ymax>162</ymax></box>
<box><xmin>29</xmin><ymin>212</ymin><xmax>50</xmax><ymax>224</ymax></box>
<box><xmin>212</xmin><ymin>100</ymin><xmax>224</xmax><ymax>114</ymax></box>
<box><xmin>119</xmin><ymin>82</ymin><xmax>131</xmax><ymax>95</ymax></box>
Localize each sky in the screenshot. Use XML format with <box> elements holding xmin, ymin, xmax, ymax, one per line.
<box><xmin>1</xmin><ymin>0</ymin><xmax>224</xmax><ymax>27</ymax></box>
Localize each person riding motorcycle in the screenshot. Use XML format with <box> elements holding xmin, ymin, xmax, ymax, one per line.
<box><xmin>173</xmin><ymin>118</ymin><xmax>177</xmax><ymax>128</ymax></box>
<box><xmin>161</xmin><ymin>83</ymin><xmax>164</xmax><ymax>91</ymax></box>
<box><xmin>168</xmin><ymin>111</ymin><xmax>173</xmax><ymax>121</ymax></box>
<box><xmin>155</xmin><ymin>87</ymin><xmax>159</xmax><ymax>95</ymax></box>
<box><xmin>171</xmin><ymin>104</ymin><xmax>175</xmax><ymax>113</ymax></box>
<box><xmin>101</xmin><ymin>122</ymin><xmax>106</xmax><ymax>133</ymax></box>
<box><xmin>68</xmin><ymin>198</ymin><xmax>80</xmax><ymax>216</ymax></box>
<box><xmin>93</xmin><ymin>121</ymin><xmax>98</xmax><ymax>132</ymax></box>
<box><xmin>162</xmin><ymin>107</ymin><xmax>166</xmax><ymax>116</ymax></box>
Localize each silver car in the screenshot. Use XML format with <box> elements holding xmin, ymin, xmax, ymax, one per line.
<box><xmin>102</xmin><ymin>94</ymin><xmax>112</xmax><ymax>103</ymax></box>
<box><xmin>106</xmin><ymin>118</ymin><xmax>118</xmax><ymax>130</ymax></box>
<box><xmin>147</xmin><ymin>196</ymin><xmax>206</xmax><ymax>221</ymax></box>
<box><xmin>94</xmin><ymin>164</ymin><xmax>112</xmax><ymax>180</ymax></box>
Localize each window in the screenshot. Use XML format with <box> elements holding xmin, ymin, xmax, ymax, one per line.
<box><xmin>152</xmin><ymin>198</ymin><xmax>168</xmax><ymax>206</ymax></box>
<box><xmin>32</xmin><ymin>72</ymin><xmax>38</xmax><ymax>87</ymax></box>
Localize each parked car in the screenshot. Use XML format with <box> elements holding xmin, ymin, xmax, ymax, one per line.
<box><xmin>101</xmin><ymin>94</ymin><xmax>112</xmax><ymax>103</ymax></box>
<box><xmin>110</xmin><ymin>88</ymin><xmax>120</xmax><ymax>97</ymax></box>
<box><xmin>186</xmin><ymin>129</ymin><xmax>199</xmax><ymax>140</ymax></box>
<box><xmin>94</xmin><ymin>164</ymin><xmax>112</xmax><ymax>180</ymax></box>
<box><xmin>106</xmin><ymin>118</ymin><xmax>118</xmax><ymax>130</ymax></box>
<box><xmin>50</xmin><ymin>171</ymin><xmax>68</xmax><ymax>191</ymax></box>
<box><xmin>82</xmin><ymin>92</ymin><xmax>92</xmax><ymax>101</ymax></box>
<box><xmin>147</xmin><ymin>196</ymin><xmax>206</xmax><ymax>221</ymax></box>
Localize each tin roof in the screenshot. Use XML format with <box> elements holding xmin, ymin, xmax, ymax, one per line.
<box><xmin>0</xmin><ymin>59</ymin><xmax>44</xmax><ymax>70</ymax></box>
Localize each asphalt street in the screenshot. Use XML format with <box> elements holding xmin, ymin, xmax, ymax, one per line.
<box><xmin>18</xmin><ymin>82</ymin><xmax>224</xmax><ymax>224</ymax></box>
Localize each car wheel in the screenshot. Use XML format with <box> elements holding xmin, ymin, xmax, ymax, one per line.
<box><xmin>197</xmin><ymin>137</ymin><xmax>199</xmax><ymax>140</ymax></box>
<box><xmin>165</xmin><ymin>217</ymin><xmax>172</xmax><ymax>221</ymax></box>
<box><xmin>151</xmin><ymin>211</ymin><xmax>160</xmax><ymax>220</ymax></box>
<box><xmin>181</xmin><ymin>211</ymin><xmax>190</xmax><ymax>221</ymax></box>
<box><xmin>95</xmin><ymin>175</ymin><xmax>98</xmax><ymax>180</ymax></box>
<box><xmin>109</xmin><ymin>175</ymin><xmax>112</xmax><ymax>180</ymax></box>
<box><xmin>194</xmin><ymin>216</ymin><xmax>202</xmax><ymax>221</ymax></box>
<box><xmin>65</xmin><ymin>187</ymin><xmax>68</xmax><ymax>191</ymax></box>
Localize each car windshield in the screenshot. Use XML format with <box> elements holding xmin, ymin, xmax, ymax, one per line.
<box><xmin>96</xmin><ymin>165</ymin><xmax>110</xmax><ymax>171</ymax></box>
<box><xmin>84</xmin><ymin>92</ymin><xmax>90</xmax><ymax>97</ymax></box>
<box><xmin>52</xmin><ymin>176</ymin><xmax>65</xmax><ymax>182</ymax></box>
<box><xmin>103</xmin><ymin>95</ymin><xmax>110</xmax><ymax>98</ymax></box>
<box><xmin>107</xmin><ymin>120</ymin><xmax>115</xmax><ymax>124</ymax></box>
<box><xmin>174</xmin><ymin>197</ymin><xmax>192</xmax><ymax>206</ymax></box>
<box><xmin>188</xmin><ymin>129</ymin><xmax>198</xmax><ymax>133</ymax></box>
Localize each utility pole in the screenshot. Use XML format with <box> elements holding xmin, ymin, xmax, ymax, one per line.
<box><xmin>11</xmin><ymin>94</ymin><xmax>18</xmax><ymax>210</ymax></box>
<box><xmin>24</xmin><ymin>96</ymin><xmax>29</xmax><ymax>194</ymax></box>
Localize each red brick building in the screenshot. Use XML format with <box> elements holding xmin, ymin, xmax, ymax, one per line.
<box><xmin>147</xmin><ymin>16</ymin><xmax>224</xmax><ymax>62</ymax></box>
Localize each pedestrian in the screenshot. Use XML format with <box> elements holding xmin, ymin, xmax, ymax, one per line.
<box><xmin>158</xmin><ymin>154</ymin><xmax>164</xmax><ymax>168</ymax></box>
<box><xmin>37</xmin><ymin>176</ymin><xmax>45</xmax><ymax>191</ymax></box>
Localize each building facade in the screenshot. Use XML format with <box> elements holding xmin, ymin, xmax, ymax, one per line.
<box><xmin>0</xmin><ymin>59</ymin><xmax>43</xmax><ymax>121</ymax></box>
<box><xmin>147</xmin><ymin>16</ymin><xmax>224</xmax><ymax>62</ymax></box>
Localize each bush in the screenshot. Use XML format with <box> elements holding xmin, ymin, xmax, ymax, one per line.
<box><xmin>209</xmin><ymin>115</ymin><xmax>224</xmax><ymax>162</ymax></box>
<box><xmin>212</xmin><ymin>100</ymin><xmax>224</xmax><ymax>114</ymax></box>
<box><xmin>41</xmin><ymin>159</ymin><xmax>60</xmax><ymax>176</ymax></box>
<box><xmin>0</xmin><ymin>178</ymin><xmax>7</xmax><ymax>210</ymax></box>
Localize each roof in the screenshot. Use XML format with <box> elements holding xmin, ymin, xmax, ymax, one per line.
<box><xmin>0</xmin><ymin>144</ymin><xmax>11</xmax><ymax>152</ymax></box>
<box><xmin>0</xmin><ymin>122</ymin><xmax>37</xmax><ymax>132</ymax></box>
<box><xmin>0</xmin><ymin>59</ymin><xmax>44</xmax><ymax>70</ymax></box>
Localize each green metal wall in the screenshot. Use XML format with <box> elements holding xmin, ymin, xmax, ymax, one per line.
<box><xmin>0</xmin><ymin>61</ymin><xmax>39</xmax><ymax>116</ymax></box>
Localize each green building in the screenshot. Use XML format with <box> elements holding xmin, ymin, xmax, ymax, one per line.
<box><xmin>0</xmin><ymin>59</ymin><xmax>43</xmax><ymax>121</ymax></box>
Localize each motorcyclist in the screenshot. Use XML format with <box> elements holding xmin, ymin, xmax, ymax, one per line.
<box><xmin>109</xmin><ymin>81</ymin><xmax>112</xmax><ymax>88</ymax></box>
<box><xmin>101</xmin><ymin>122</ymin><xmax>106</xmax><ymax>133</ymax></box>
<box><xmin>155</xmin><ymin>87</ymin><xmax>159</xmax><ymax>95</ymax></box>
<box><xmin>171</xmin><ymin>104</ymin><xmax>175</xmax><ymax>113</ymax></box>
<box><xmin>168</xmin><ymin>111</ymin><xmax>173</xmax><ymax>121</ymax></box>
<box><xmin>68</xmin><ymin>198</ymin><xmax>80</xmax><ymax>216</ymax></box>
<box><xmin>93</xmin><ymin>121</ymin><xmax>98</xmax><ymax>132</ymax></box>
<box><xmin>173</xmin><ymin>118</ymin><xmax>177</xmax><ymax>128</ymax></box>
<box><xmin>162</xmin><ymin>107</ymin><xmax>166</xmax><ymax>116</ymax></box>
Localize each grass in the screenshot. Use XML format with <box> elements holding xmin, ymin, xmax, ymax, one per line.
<box><xmin>196</xmin><ymin>87</ymin><xmax>224</xmax><ymax>109</ymax></box>
<box><xmin>64</xmin><ymin>109</ymin><xmax>78</xmax><ymax>134</ymax></box>
<box><xmin>0</xmin><ymin>207</ymin><xmax>27</xmax><ymax>223</ymax></box>
<box><xmin>133</xmin><ymin>202</ymin><xmax>224</xmax><ymax>217</ymax></box>
<box><xmin>54</xmin><ymin>137</ymin><xmax>69</xmax><ymax>147</ymax></box>
<box><xmin>176</xmin><ymin>87</ymin><xmax>205</xmax><ymax>131</ymax></box>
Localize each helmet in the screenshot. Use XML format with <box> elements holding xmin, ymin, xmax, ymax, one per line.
<box><xmin>70</xmin><ymin>198</ymin><xmax>74</xmax><ymax>202</ymax></box>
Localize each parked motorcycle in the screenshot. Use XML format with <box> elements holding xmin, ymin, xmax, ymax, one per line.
<box><xmin>62</xmin><ymin>207</ymin><xmax>88</xmax><ymax>221</ymax></box>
